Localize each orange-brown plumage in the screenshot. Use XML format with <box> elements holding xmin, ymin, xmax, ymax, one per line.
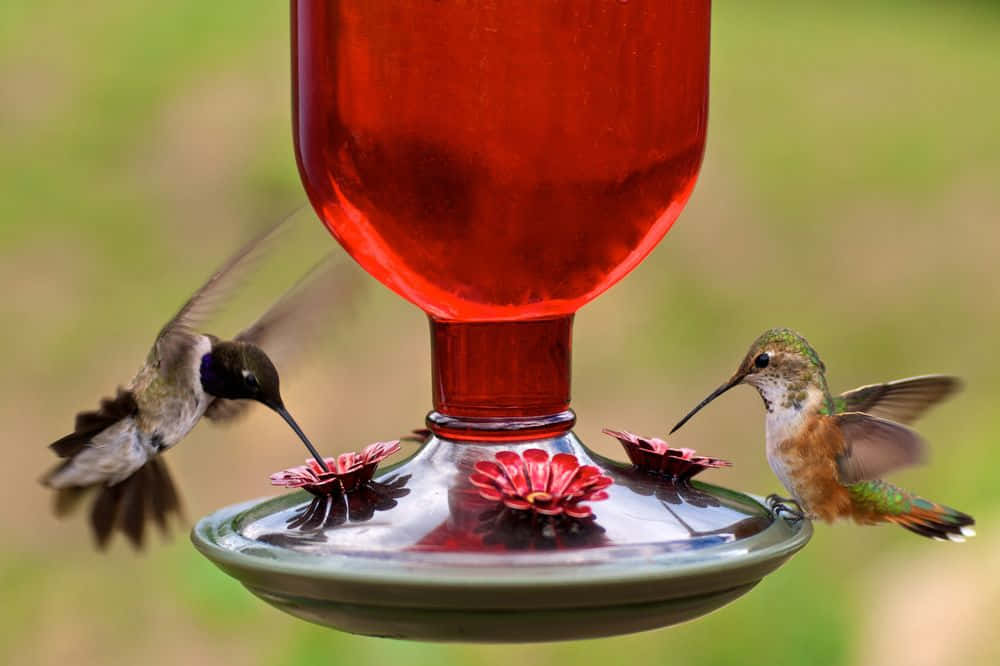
<box><xmin>671</xmin><ymin>328</ymin><xmax>975</xmax><ymax>541</ymax></box>
<box><xmin>773</xmin><ymin>415</ymin><xmax>852</xmax><ymax>522</ymax></box>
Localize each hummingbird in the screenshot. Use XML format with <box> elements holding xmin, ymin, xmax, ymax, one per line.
<box><xmin>41</xmin><ymin>213</ymin><xmax>357</xmax><ymax>549</ymax></box>
<box><xmin>670</xmin><ymin>328</ymin><xmax>975</xmax><ymax>541</ymax></box>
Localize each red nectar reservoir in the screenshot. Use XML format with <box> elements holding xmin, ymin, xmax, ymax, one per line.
<box><xmin>293</xmin><ymin>1</ymin><xmax>710</xmax><ymax>439</ymax></box>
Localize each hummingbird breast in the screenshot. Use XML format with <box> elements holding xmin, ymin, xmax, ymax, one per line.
<box><xmin>766</xmin><ymin>412</ymin><xmax>853</xmax><ymax>521</ymax></box>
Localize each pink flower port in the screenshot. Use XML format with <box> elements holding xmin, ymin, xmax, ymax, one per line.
<box><xmin>603</xmin><ymin>429</ymin><xmax>732</xmax><ymax>482</ymax></box>
<box><xmin>469</xmin><ymin>449</ymin><xmax>613</xmax><ymax>519</ymax></box>
<box><xmin>270</xmin><ymin>440</ymin><xmax>401</xmax><ymax>496</ymax></box>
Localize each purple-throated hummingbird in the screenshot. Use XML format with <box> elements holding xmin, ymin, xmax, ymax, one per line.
<box><xmin>670</xmin><ymin>328</ymin><xmax>975</xmax><ymax>541</ymax></box>
<box><xmin>41</xmin><ymin>213</ymin><xmax>356</xmax><ymax>548</ymax></box>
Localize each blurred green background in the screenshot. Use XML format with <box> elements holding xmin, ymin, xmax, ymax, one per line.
<box><xmin>3</xmin><ymin>1</ymin><xmax>999</xmax><ymax>665</ymax></box>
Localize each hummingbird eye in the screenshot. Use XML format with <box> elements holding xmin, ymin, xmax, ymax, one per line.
<box><xmin>754</xmin><ymin>352</ymin><xmax>770</xmax><ymax>369</ymax></box>
<box><xmin>243</xmin><ymin>372</ymin><xmax>260</xmax><ymax>390</ymax></box>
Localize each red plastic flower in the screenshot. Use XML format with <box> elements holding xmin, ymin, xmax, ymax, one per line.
<box><xmin>270</xmin><ymin>440</ymin><xmax>401</xmax><ymax>495</ymax></box>
<box><xmin>469</xmin><ymin>449</ymin><xmax>613</xmax><ymax>519</ymax></box>
<box><xmin>603</xmin><ymin>428</ymin><xmax>732</xmax><ymax>482</ymax></box>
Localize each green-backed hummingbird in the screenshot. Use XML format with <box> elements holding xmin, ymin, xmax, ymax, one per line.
<box><xmin>670</xmin><ymin>328</ymin><xmax>975</xmax><ymax>541</ymax></box>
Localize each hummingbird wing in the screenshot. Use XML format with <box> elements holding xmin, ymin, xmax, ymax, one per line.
<box><xmin>203</xmin><ymin>258</ymin><xmax>363</xmax><ymax>423</ymax></box>
<box><xmin>47</xmin><ymin>387</ymin><xmax>140</xmax><ymax>459</ymax></box>
<box><xmin>43</xmin><ymin>389</ymin><xmax>184</xmax><ymax>549</ymax></box>
<box><xmin>153</xmin><ymin>208</ymin><xmax>302</xmax><ymax>377</ymax></box>
<box><xmin>834</xmin><ymin>375</ymin><xmax>961</xmax><ymax>424</ymax></box>
<box><xmin>833</xmin><ymin>412</ymin><xmax>927</xmax><ymax>484</ymax></box>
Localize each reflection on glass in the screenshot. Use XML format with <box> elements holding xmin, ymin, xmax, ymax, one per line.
<box><xmin>257</xmin><ymin>474</ymin><xmax>411</xmax><ymax>547</ymax></box>
<box><xmin>474</xmin><ymin>506</ymin><xmax>609</xmax><ymax>551</ymax></box>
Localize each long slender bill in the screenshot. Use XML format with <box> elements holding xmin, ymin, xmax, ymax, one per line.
<box><xmin>275</xmin><ymin>406</ymin><xmax>330</xmax><ymax>473</ymax></box>
<box><xmin>670</xmin><ymin>374</ymin><xmax>745</xmax><ymax>434</ymax></box>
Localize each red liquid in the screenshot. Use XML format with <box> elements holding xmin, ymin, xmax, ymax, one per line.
<box><xmin>293</xmin><ymin>1</ymin><xmax>710</xmax><ymax>435</ymax></box>
<box><xmin>428</xmin><ymin>316</ymin><xmax>575</xmax><ymax>439</ymax></box>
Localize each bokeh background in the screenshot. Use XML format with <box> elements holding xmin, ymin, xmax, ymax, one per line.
<box><xmin>3</xmin><ymin>1</ymin><xmax>999</xmax><ymax>665</ymax></box>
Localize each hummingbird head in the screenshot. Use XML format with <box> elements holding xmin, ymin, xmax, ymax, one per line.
<box><xmin>736</xmin><ymin>327</ymin><xmax>827</xmax><ymax>391</ymax></box>
<box><xmin>200</xmin><ymin>341</ymin><xmax>332</xmax><ymax>472</ymax></box>
<box><xmin>200</xmin><ymin>341</ymin><xmax>284</xmax><ymax>409</ymax></box>
<box><xmin>671</xmin><ymin>328</ymin><xmax>830</xmax><ymax>434</ymax></box>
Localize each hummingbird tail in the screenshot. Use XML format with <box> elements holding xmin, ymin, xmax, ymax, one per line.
<box><xmin>848</xmin><ymin>480</ymin><xmax>975</xmax><ymax>542</ymax></box>
<box><xmin>47</xmin><ymin>458</ymin><xmax>184</xmax><ymax>550</ymax></box>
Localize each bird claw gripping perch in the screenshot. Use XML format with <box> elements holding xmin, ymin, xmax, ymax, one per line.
<box><xmin>766</xmin><ymin>493</ymin><xmax>805</xmax><ymax>523</ymax></box>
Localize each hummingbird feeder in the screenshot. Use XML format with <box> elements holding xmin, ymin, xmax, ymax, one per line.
<box><xmin>192</xmin><ymin>0</ymin><xmax>811</xmax><ymax>642</ymax></box>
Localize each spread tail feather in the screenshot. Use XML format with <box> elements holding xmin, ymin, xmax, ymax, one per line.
<box><xmin>886</xmin><ymin>500</ymin><xmax>976</xmax><ymax>542</ymax></box>
<box><xmin>849</xmin><ymin>479</ymin><xmax>975</xmax><ymax>542</ymax></box>
<box><xmin>51</xmin><ymin>458</ymin><xmax>184</xmax><ymax>550</ymax></box>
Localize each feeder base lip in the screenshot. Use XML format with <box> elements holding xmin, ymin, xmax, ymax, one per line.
<box><xmin>192</xmin><ymin>433</ymin><xmax>811</xmax><ymax>642</ymax></box>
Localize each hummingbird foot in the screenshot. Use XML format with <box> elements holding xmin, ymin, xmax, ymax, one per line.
<box><xmin>765</xmin><ymin>494</ymin><xmax>805</xmax><ymax>522</ymax></box>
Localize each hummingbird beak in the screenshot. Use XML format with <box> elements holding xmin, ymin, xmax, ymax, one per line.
<box><xmin>274</xmin><ymin>405</ymin><xmax>331</xmax><ymax>473</ymax></box>
<box><xmin>670</xmin><ymin>372</ymin><xmax>746</xmax><ymax>434</ymax></box>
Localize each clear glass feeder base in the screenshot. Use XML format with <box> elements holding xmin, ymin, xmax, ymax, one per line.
<box><xmin>192</xmin><ymin>432</ymin><xmax>811</xmax><ymax>642</ymax></box>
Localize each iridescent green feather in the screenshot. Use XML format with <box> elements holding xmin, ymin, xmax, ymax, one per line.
<box><xmin>848</xmin><ymin>479</ymin><xmax>913</xmax><ymax>515</ymax></box>
<box><xmin>848</xmin><ymin>480</ymin><xmax>972</xmax><ymax>529</ymax></box>
<box><xmin>819</xmin><ymin>395</ymin><xmax>848</xmax><ymax>416</ymax></box>
<box><xmin>751</xmin><ymin>328</ymin><xmax>827</xmax><ymax>373</ymax></box>
<box><xmin>752</xmin><ymin>328</ymin><xmax>835</xmax><ymax>414</ymax></box>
